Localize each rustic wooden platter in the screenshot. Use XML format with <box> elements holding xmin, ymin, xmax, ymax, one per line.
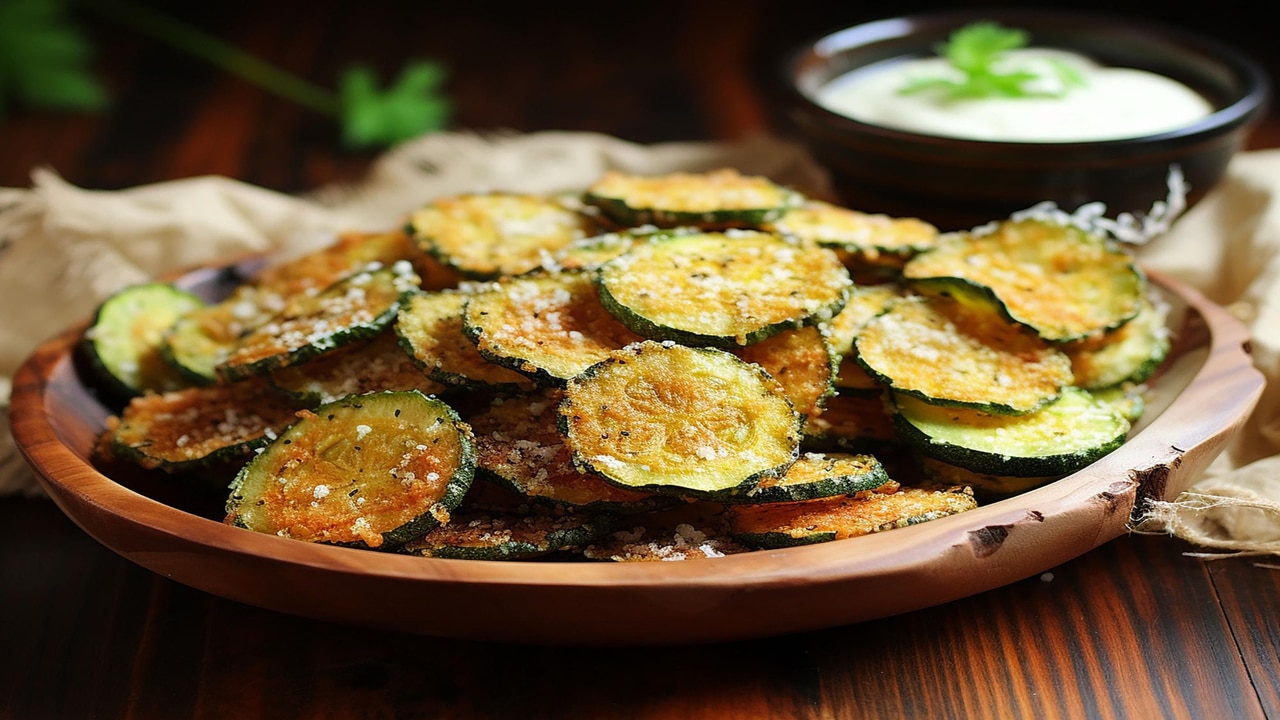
<box><xmin>8</xmin><ymin>262</ymin><xmax>1264</xmax><ymax>646</ymax></box>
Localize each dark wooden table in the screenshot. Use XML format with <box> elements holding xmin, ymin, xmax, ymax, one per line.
<box><xmin>4</xmin><ymin>2</ymin><xmax>1279</xmax><ymax>718</ymax></box>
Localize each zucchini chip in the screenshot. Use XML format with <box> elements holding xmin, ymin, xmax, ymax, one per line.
<box><xmin>463</xmin><ymin>271</ymin><xmax>644</xmax><ymax>385</ymax></box>
<box><xmin>399</xmin><ymin>508</ymin><xmax>618</xmax><ymax>560</ymax></box>
<box><xmin>903</xmin><ymin>219</ymin><xmax>1145</xmax><ymax>342</ymax></box>
<box><xmin>395</xmin><ymin>290</ymin><xmax>538</xmax><ymax>393</ymax></box>
<box><xmin>892</xmin><ymin>388</ymin><xmax>1131</xmax><ymax>477</ymax></box>
<box><xmin>583</xmin><ymin>168</ymin><xmax>803</xmax><ymax>229</ymax></box>
<box><xmin>734</xmin><ymin>324</ymin><xmax>838</xmax><ymax>420</ymax></box>
<box><xmin>468</xmin><ymin>390</ymin><xmax>663</xmax><ymax>511</ymax></box>
<box><xmin>824</xmin><ymin>284</ymin><xmax>906</xmax><ymax>394</ymax></box>
<box><xmin>559</xmin><ymin>341</ymin><xmax>801</xmax><ymax>499</ymax></box>
<box><xmin>81</xmin><ymin>282</ymin><xmax>206</xmax><ymax>399</ymax></box>
<box><xmin>108</xmin><ymin>376</ymin><xmax>304</xmax><ymax>473</ymax></box>
<box><xmin>269</xmin><ymin>330</ymin><xmax>446</xmax><ymax>405</ymax></box>
<box><xmin>596</xmin><ymin>230</ymin><xmax>852</xmax><ymax>348</ymax></box>
<box><xmin>727</xmin><ymin>486</ymin><xmax>978</xmax><ymax>548</ymax></box>
<box><xmin>730</xmin><ymin>452</ymin><xmax>898</xmax><ymax>504</ymax></box>
<box><xmin>407</xmin><ymin>192</ymin><xmax>600</xmax><ymax>279</ymax></box>
<box><xmin>855</xmin><ymin>294</ymin><xmax>1073</xmax><ymax>414</ymax></box>
<box><xmin>1063</xmin><ymin>295</ymin><xmax>1171</xmax><ymax>390</ymax></box>
<box><xmin>225</xmin><ymin>390</ymin><xmax>476</xmax><ymax>549</ymax></box>
<box><xmin>765</xmin><ymin>199</ymin><xmax>938</xmax><ymax>261</ymax></box>
<box><xmin>219</xmin><ymin>261</ymin><xmax>421</xmax><ymax>381</ymax></box>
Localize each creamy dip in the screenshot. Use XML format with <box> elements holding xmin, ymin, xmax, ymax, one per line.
<box><xmin>816</xmin><ymin>48</ymin><xmax>1215</xmax><ymax>142</ymax></box>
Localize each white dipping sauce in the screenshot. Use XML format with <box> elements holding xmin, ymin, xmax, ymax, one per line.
<box><xmin>817</xmin><ymin>49</ymin><xmax>1215</xmax><ymax>142</ymax></box>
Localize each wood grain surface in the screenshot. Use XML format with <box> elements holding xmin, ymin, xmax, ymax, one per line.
<box><xmin>3</xmin><ymin>1</ymin><xmax>1279</xmax><ymax>718</ymax></box>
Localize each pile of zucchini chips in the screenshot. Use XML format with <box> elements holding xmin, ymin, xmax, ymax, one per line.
<box><xmin>84</xmin><ymin>168</ymin><xmax>1169</xmax><ymax>561</ymax></box>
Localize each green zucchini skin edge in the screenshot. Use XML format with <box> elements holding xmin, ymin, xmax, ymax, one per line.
<box><xmin>582</xmin><ymin>188</ymin><xmax>804</xmax><ymax>229</ymax></box>
<box><xmin>225</xmin><ymin>390</ymin><xmax>477</xmax><ymax>550</ymax></box>
<box><xmin>723</xmin><ymin>455</ymin><xmax>893</xmax><ymax>505</ymax></box>
<box><xmin>891</xmin><ymin>389</ymin><xmax>1130</xmax><ymax>478</ymax></box>
<box><xmin>218</xmin><ymin>263</ymin><xmax>420</xmax><ymax>382</ymax></box>
<box><xmin>78</xmin><ymin>282</ymin><xmax>206</xmax><ymax>403</ymax></box>
<box><xmin>593</xmin><ymin>232</ymin><xmax>852</xmax><ymax>350</ymax></box>
<box><xmin>557</xmin><ymin>343</ymin><xmax>802</xmax><ymax>502</ymax></box>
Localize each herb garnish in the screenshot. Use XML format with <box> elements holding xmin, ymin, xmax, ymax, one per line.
<box><xmin>899</xmin><ymin>21</ymin><xmax>1086</xmax><ymax>100</ymax></box>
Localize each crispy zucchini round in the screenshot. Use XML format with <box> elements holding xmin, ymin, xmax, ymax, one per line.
<box><xmin>583</xmin><ymin>168</ymin><xmax>803</xmax><ymax>228</ymax></box>
<box><xmin>462</xmin><ymin>271</ymin><xmax>644</xmax><ymax>385</ymax></box>
<box><xmin>407</xmin><ymin>192</ymin><xmax>599</xmax><ymax>279</ymax></box>
<box><xmin>225</xmin><ymin>390</ymin><xmax>475</xmax><ymax>549</ymax></box>
<box><xmin>596</xmin><ymin>230</ymin><xmax>852</xmax><ymax>348</ymax></box>
<box><xmin>854</xmin><ymin>294</ymin><xmax>1073</xmax><ymax>415</ymax></box>
<box><xmin>558</xmin><ymin>341</ymin><xmax>801</xmax><ymax>499</ymax></box>
<box><xmin>891</xmin><ymin>387</ymin><xmax>1131</xmax><ymax>477</ymax></box>
<box><xmin>81</xmin><ymin>282</ymin><xmax>206</xmax><ymax>399</ymax></box>
<box><xmin>727</xmin><ymin>486</ymin><xmax>978</xmax><ymax>548</ymax></box>
<box><xmin>903</xmin><ymin>219</ymin><xmax>1145</xmax><ymax>342</ymax></box>
<box><xmin>219</xmin><ymin>261</ymin><xmax>420</xmax><ymax>381</ymax></box>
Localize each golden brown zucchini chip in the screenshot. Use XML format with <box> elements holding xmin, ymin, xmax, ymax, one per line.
<box><xmin>269</xmin><ymin>329</ymin><xmax>446</xmax><ymax>405</ymax></box>
<box><xmin>108</xmin><ymin>376</ymin><xmax>304</xmax><ymax>473</ymax></box>
<box><xmin>855</xmin><ymin>294</ymin><xmax>1073</xmax><ymax>415</ymax></box>
<box><xmin>396</xmin><ymin>289</ymin><xmax>538</xmax><ymax>393</ymax></box>
<box><xmin>595</xmin><ymin>230</ymin><xmax>852</xmax><ymax>348</ymax></box>
<box><xmin>407</xmin><ymin>192</ymin><xmax>601</xmax><ymax>279</ymax></box>
<box><xmin>462</xmin><ymin>271</ymin><xmax>644</xmax><ymax>385</ymax></box>
<box><xmin>558</xmin><ymin>341</ymin><xmax>801</xmax><ymax>500</ymax></box>
<box><xmin>727</xmin><ymin>486</ymin><xmax>977</xmax><ymax>548</ymax></box>
<box><xmin>219</xmin><ymin>261</ymin><xmax>421</xmax><ymax>381</ymax></box>
<box><xmin>225</xmin><ymin>390</ymin><xmax>475</xmax><ymax>549</ymax></box>
<box><xmin>468</xmin><ymin>389</ymin><xmax>663</xmax><ymax>511</ymax></box>
<box><xmin>903</xmin><ymin>219</ymin><xmax>1145</xmax><ymax>342</ymax></box>
<box><xmin>765</xmin><ymin>199</ymin><xmax>938</xmax><ymax>262</ymax></box>
<box><xmin>583</xmin><ymin>168</ymin><xmax>803</xmax><ymax>229</ymax></box>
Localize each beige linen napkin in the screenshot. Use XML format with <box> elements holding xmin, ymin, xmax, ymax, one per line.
<box><xmin>1</xmin><ymin>129</ymin><xmax>1277</xmax><ymax>559</ymax></box>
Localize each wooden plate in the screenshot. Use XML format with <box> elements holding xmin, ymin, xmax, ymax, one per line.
<box><xmin>8</xmin><ymin>262</ymin><xmax>1264</xmax><ymax>646</ymax></box>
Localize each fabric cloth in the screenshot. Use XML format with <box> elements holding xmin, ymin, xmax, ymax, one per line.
<box><xmin>1</xmin><ymin>129</ymin><xmax>1277</xmax><ymax>558</ymax></box>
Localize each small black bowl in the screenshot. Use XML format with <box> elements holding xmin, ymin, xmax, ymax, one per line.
<box><xmin>780</xmin><ymin>8</ymin><xmax>1271</xmax><ymax>231</ymax></box>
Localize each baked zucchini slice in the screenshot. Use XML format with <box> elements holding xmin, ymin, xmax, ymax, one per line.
<box><xmin>596</xmin><ymin>230</ymin><xmax>852</xmax><ymax>348</ymax></box>
<box><xmin>1063</xmin><ymin>295</ymin><xmax>1171</xmax><ymax>390</ymax></box>
<box><xmin>225</xmin><ymin>390</ymin><xmax>476</xmax><ymax>549</ymax></box>
<box><xmin>855</xmin><ymin>294</ymin><xmax>1073</xmax><ymax>414</ymax></box>
<box><xmin>824</xmin><ymin>284</ymin><xmax>906</xmax><ymax>394</ymax></box>
<box><xmin>219</xmin><ymin>261</ymin><xmax>420</xmax><ymax>381</ymax></box>
<box><xmin>395</xmin><ymin>290</ymin><xmax>538</xmax><ymax>392</ymax></box>
<box><xmin>559</xmin><ymin>341</ymin><xmax>801</xmax><ymax>499</ymax></box>
<box><xmin>730</xmin><ymin>452</ymin><xmax>897</xmax><ymax>504</ymax></box>
<box><xmin>765</xmin><ymin>199</ymin><xmax>938</xmax><ymax>261</ymax></box>
<box><xmin>462</xmin><ymin>271</ymin><xmax>643</xmax><ymax>385</ymax></box>
<box><xmin>468</xmin><ymin>389</ymin><xmax>663</xmax><ymax>511</ymax></box>
<box><xmin>108</xmin><ymin>376</ymin><xmax>304</xmax><ymax>473</ymax></box>
<box><xmin>734</xmin><ymin>324</ymin><xmax>838</xmax><ymax>420</ymax></box>
<box><xmin>903</xmin><ymin>219</ymin><xmax>1146</xmax><ymax>342</ymax></box>
<box><xmin>583</xmin><ymin>168</ymin><xmax>803</xmax><ymax>228</ymax></box>
<box><xmin>727</xmin><ymin>486</ymin><xmax>978</xmax><ymax>548</ymax></box>
<box><xmin>406</xmin><ymin>192</ymin><xmax>599</xmax><ymax>280</ymax></box>
<box><xmin>398</xmin><ymin>508</ymin><xmax>617</xmax><ymax>560</ymax></box>
<box><xmin>268</xmin><ymin>330</ymin><xmax>446</xmax><ymax>405</ymax></box>
<box><xmin>891</xmin><ymin>387</ymin><xmax>1131</xmax><ymax>477</ymax></box>
<box><xmin>161</xmin><ymin>285</ymin><xmax>273</xmax><ymax>384</ymax></box>
<box><xmin>81</xmin><ymin>282</ymin><xmax>206</xmax><ymax>399</ymax></box>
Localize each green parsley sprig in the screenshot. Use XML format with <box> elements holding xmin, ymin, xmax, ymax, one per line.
<box><xmin>0</xmin><ymin>0</ymin><xmax>452</xmax><ymax>149</ymax></box>
<box><xmin>899</xmin><ymin>21</ymin><xmax>1086</xmax><ymax>100</ymax></box>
